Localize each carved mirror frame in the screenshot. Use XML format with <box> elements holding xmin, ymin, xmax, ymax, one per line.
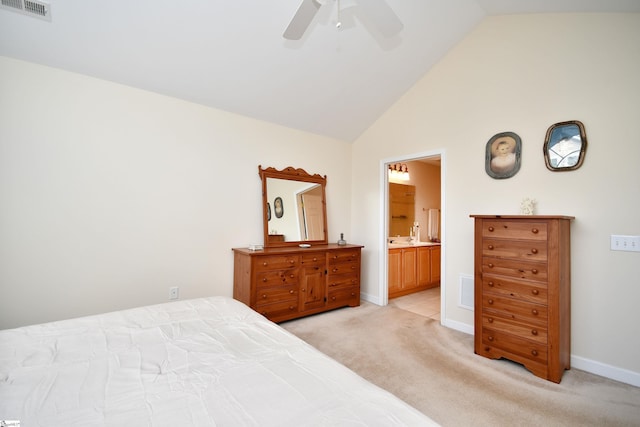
<box><xmin>259</xmin><ymin>165</ymin><xmax>328</xmax><ymax>247</ymax></box>
<box><xmin>543</xmin><ymin>120</ymin><xmax>588</xmax><ymax>171</ymax></box>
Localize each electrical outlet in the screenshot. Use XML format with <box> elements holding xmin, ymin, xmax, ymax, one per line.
<box><xmin>169</xmin><ymin>286</ymin><xmax>179</xmax><ymax>300</ymax></box>
<box><xmin>610</xmin><ymin>235</ymin><xmax>640</xmax><ymax>252</ymax></box>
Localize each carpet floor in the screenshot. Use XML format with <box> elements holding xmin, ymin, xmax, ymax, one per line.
<box><xmin>280</xmin><ymin>302</ymin><xmax>640</xmax><ymax>427</ymax></box>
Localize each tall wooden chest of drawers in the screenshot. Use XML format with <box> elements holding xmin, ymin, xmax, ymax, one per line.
<box><xmin>470</xmin><ymin>215</ymin><xmax>573</xmax><ymax>383</ymax></box>
<box><xmin>233</xmin><ymin>244</ymin><xmax>362</xmax><ymax>323</ymax></box>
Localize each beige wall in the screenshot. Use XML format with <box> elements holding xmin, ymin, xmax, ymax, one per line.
<box><xmin>0</xmin><ymin>56</ymin><xmax>352</xmax><ymax>328</ymax></box>
<box><xmin>352</xmin><ymin>14</ymin><xmax>640</xmax><ymax>384</ymax></box>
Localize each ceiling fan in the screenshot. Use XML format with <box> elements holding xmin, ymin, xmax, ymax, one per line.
<box><xmin>283</xmin><ymin>0</ymin><xmax>403</xmax><ymax>40</ymax></box>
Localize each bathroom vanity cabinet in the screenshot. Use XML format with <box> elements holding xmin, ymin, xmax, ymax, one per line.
<box><xmin>470</xmin><ymin>215</ymin><xmax>573</xmax><ymax>383</ymax></box>
<box><xmin>233</xmin><ymin>244</ymin><xmax>362</xmax><ymax>323</ymax></box>
<box><xmin>388</xmin><ymin>244</ymin><xmax>440</xmax><ymax>299</ymax></box>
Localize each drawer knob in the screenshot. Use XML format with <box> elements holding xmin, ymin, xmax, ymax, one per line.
<box><xmin>333</xmin><ymin>268</ymin><xmax>338</xmax><ymax>272</ymax></box>
<box><xmin>290</xmin><ymin>274</ymin><xmax>294</xmax><ymax>278</ymax></box>
<box><xmin>262</xmin><ymin>278</ymin><xmax>267</xmax><ymax>282</ymax></box>
<box><xmin>488</xmin><ymin>245</ymin><xmax>494</xmax><ymax>250</ymax></box>
<box><xmin>488</xmin><ymin>281</ymin><xmax>494</xmax><ymax>287</ymax></box>
<box><xmin>488</xmin><ymin>226</ymin><xmax>494</xmax><ymax>232</ymax></box>
<box><xmin>531</xmin><ymin>248</ymin><xmax>538</xmax><ymax>254</ymax></box>
<box><xmin>261</xmin><ymin>294</ymin><xmax>267</xmax><ymax>299</ymax></box>
<box><xmin>301</xmin><ymin>288</ymin><xmax>306</xmax><ymax>292</ymax></box>
<box><xmin>331</xmin><ymin>296</ymin><xmax>336</xmax><ymax>301</ymax></box>
<box><xmin>532</xmin><ymin>309</ymin><xmax>539</xmax><ymax>315</ymax></box>
<box><xmin>488</xmin><ymin>336</ymin><xmax>494</xmax><ymax>342</ymax></box>
<box><xmin>289</xmin><ymin>289</ymin><xmax>294</xmax><ymax>294</ymax></box>
<box><xmin>263</xmin><ymin>262</ymin><xmax>268</xmax><ymax>266</ymax></box>
<box><xmin>532</xmin><ymin>289</ymin><xmax>539</xmax><ymax>295</ymax></box>
<box><xmin>531</xmin><ymin>350</ymin><xmax>538</xmax><ymax>357</ymax></box>
<box><xmin>531</xmin><ymin>269</ymin><xmax>538</xmax><ymax>274</ymax></box>
<box><xmin>488</xmin><ymin>299</ymin><xmax>494</xmax><ymax>305</ymax></box>
<box><xmin>531</xmin><ymin>228</ymin><xmax>539</xmax><ymax>234</ymax></box>
<box><xmin>289</xmin><ymin>306</ymin><xmax>295</xmax><ymax>311</ymax></box>
<box><xmin>351</xmin><ymin>292</ymin><xmax>356</xmax><ymax>296</ymax></box>
<box><xmin>488</xmin><ymin>263</ymin><xmax>494</xmax><ymax>268</ymax></box>
<box><xmin>290</xmin><ymin>260</ymin><xmax>295</xmax><ymax>264</ymax></box>
<box><xmin>488</xmin><ymin>317</ymin><xmax>494</xmax><ymax>323</ymax></box>
<box><xmin>531</xmin><ymin>329</ymin><xmax>538</xmax><ymax>336</ymax></box>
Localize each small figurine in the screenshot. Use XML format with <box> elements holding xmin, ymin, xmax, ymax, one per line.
<box><xmin>520</xmin><ymin>197</ymin><xmax>536</xmax><ymax>215</ymax></box>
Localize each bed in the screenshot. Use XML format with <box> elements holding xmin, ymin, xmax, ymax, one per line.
<box><xmin>0</xmin><ymin>296</ymin><xmax>438</xmax><ymax>426</ymax></box>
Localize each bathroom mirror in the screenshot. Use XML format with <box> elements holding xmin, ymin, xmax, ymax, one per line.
<box><xmin>543</xmin><ymin>120</ymin><xmax>587</xmax><ymax>171</ymax></box>
<box><xmin>259</xmin><ymin>165</ymin><xmax>328</xmax><ymax>247</ymax></box>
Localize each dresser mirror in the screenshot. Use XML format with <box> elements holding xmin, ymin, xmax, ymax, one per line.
<box><xmin>259</xmin><ymin>165</ymin><xmax>328</xmax><ymax>247</ymax></box>
<box><xmin>543</xmin><ymin>120</ymin><xmax>587</xmax><ymax>171</ymax></box>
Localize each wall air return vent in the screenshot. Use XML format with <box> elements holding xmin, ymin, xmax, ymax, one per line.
<box><xmin>0</xmin><ymin>0</ymin><xmax>51</xmax><ymax>22</ymax></box>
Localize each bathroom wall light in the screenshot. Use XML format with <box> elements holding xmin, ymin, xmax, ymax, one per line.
<box><xmin>388</xmin><ymin>163</ymin><xmax>410</xmax><ymax>182</ymax></box>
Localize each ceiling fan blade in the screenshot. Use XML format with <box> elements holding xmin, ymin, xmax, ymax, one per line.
<box><xmin>358</xmin><ymin>0</ymin><xmax>403</xmax><ymax>38</ymax></box>
<box><xmin>283</xmin><ymin>0</ymin><xmax>322</xmax><ymax>40</ymax></box>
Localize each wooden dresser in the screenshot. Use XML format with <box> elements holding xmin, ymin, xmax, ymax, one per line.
<box><xmin>470</xmin><ymin>215</ymin><xmax>573</xmax><ymax>383</ymax></box>
<box><xmin>233</xmin><ymin>244</ymin><xmax>363</xmax><ymax>322</ymax></box>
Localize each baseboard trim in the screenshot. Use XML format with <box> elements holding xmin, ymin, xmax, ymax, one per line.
<box><xmin>571</xmin><ymin>355</ymin><xmax>640</xmax><ymax>388</ymax></box>
<box><xmin>442</xmin><ymin>318</ymin><xmax>474</xmax><ymax>335</ymax></box>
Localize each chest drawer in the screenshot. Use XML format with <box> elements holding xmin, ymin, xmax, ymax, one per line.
<box><xmin>483</xmin><ymin>274</ymin><xmax>547</xmax><ymax>304</ymax></box>
<box><xmin>482</xmin><ymin>238</ymin><xmax>547</xmax><ymax>261</ymax></box>
<box><xmin>482</xmin><ymin>257</ymin><xmax>547</xmax><ymax>282</ymax></box>
<box><xmin>482</xmin><ymin>220</ymin><xmax>547</xmax><ymax>240</ymax></box>
<box><xmin>482</xmin><ymin>314</ymin><xmax>547</xmax><ymax>344</ymax></box>
<box><xmin>482</xmin><ymin>328</ymin><xmax>548</xmax><ymax>364</ymax></box>
<box><xmin>255</xmin><ymin>255</ymin><xmax>300</xmax><ymax>271</ymax></box>
<box><xmin>483</xmin><ymin>295</ymin><xmax>547</xmax><ymax>326</ymax></box>
<box><xmin>256</xmin><ymin>269</ymin><xmax>298</xmax><ymax>287</ymax></box>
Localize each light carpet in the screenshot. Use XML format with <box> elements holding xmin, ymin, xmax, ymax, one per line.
<box><xmin>280</xmin><ymin>302</ymin><xmax>640</xmax><ymax>427</ymax></box>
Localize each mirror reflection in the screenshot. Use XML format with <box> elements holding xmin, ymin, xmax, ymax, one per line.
<box><xmin>259</xmin><ymin>166</ymin><xmax>328</xmax><ymax>247</ymax></box>
<box><xmin>544</xmin><ymin>120</ymin><xmax>587</xmax><ymax>171</ymax></box>
<box><xmin>266</xmin><ymin>178</ymin><xmax>324</xmax><ymax>242</ymax></box>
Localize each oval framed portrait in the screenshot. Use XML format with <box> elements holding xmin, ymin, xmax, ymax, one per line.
<box><xmin>274</xmin><ymin>196</ymin><xmax>284</xmax><ymax>218</ymax></box>
<box><xmin>485</xmin><ymin>132</ymin><xmax>522</xmax><ymax>179</ymax></box>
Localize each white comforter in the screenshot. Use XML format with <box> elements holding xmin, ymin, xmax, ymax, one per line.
<box><xmin>0</xmin><ymin>297</ymin><xmax>437</xmax><ymax>426</ymax></box>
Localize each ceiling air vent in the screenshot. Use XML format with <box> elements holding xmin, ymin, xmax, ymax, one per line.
<box><xmin>0</xmin><ymin>0</ymin><xmax>51</xmax><ymax>22</ymax></box>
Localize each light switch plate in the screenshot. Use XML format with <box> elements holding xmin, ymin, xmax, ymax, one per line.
<box><xmin>610</xmin><ymin>235</ymin><xmax>640</xmax><ymax>252</ymax></box>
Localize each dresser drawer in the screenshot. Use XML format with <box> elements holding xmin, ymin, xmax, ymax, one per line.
<box><xmin>482</xmin><ymin>257</ymin><xmax>547</xmax><ymax>282</ymax></box>
<box><xmin>301</xmin><ymin>253</ymin><xmax>325</xmax><ymax>267</ymax></box>
<box><xmin>328</xmin><ymin>274</ymin><xmax>359</xmax><ymax>290</ymax></box>
<box><xmin>482</xmin><ymin>327</ymin><xmax>548</xmax><ymax>364</ymax></box>
<box><xmin>254</xmin><ymin>299</ymin><xmax>299</xmax><ymax>320</ymax></box>
<box><xmin>327</xmin><ymin>285</ymin><xmax>359</xmax><ymax>308</ymax></box>
<box><xmin>482</xmin><ymin>220</ymin><xmax>547</xmax><ymax>241</ymax></box>
<box><xmin>255</xmin><ymin>255</ymin><xmax>300</xmax><ymax>271</ymax></box>
<box><xmin>255</xmin><ymin>285</ymin><xmax>298</xmax><ymax>306</ymax></box>
<box><xmin>256</xmin><ymin>269</ymin><xmax>298</xmax><ymax>287</ymax></box>
<box><xmin>328</xmin><ymin>250</ymin><xmax>360</xmax><ymax>265</ymax></box>
<box><xmin>482</xmin><ymin>314</ymin><xmax>547</xmax><ymax>344</ymax></box>
<box><xmin>483</xmin><ymin>274</ymin><xmax>547</xmax><ymax>304</ymax></box>
<box><xmin>483</xmin><ymin>295</ymin><xmax>547</xmax><ymax>326</ymax></box>
<box><xmin>482</xmin><ymin>238</ymin><xmax>547</xmax><ymax>261</ymax></box>
<box><xmin>328</xmin><ymin>263</ymin><xmax>359</xmax><ymax>276</ymax></box>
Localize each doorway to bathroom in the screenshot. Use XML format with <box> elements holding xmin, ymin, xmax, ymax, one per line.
<box><xmin>382</xmin><ymin>151</ymin><xmax>444</xmax><ymax>322</ymax></box>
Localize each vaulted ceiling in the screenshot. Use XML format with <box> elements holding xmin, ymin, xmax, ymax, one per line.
<box><xmin>1</xmin><ymin>1</ymin><xmax>638</xmax><ymax>142</ymax></box>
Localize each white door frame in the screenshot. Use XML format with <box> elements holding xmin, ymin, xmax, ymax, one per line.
<box><xmin>378</xmin><ymin>149</ymin><xmax>446</xmax><ymax>323</ymax></box>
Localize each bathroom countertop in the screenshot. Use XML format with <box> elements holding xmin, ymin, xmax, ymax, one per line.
<box><xmin>388</xmin><ymin>241</ymin><xmax>441</xmax><ymax>249</ymax></box>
